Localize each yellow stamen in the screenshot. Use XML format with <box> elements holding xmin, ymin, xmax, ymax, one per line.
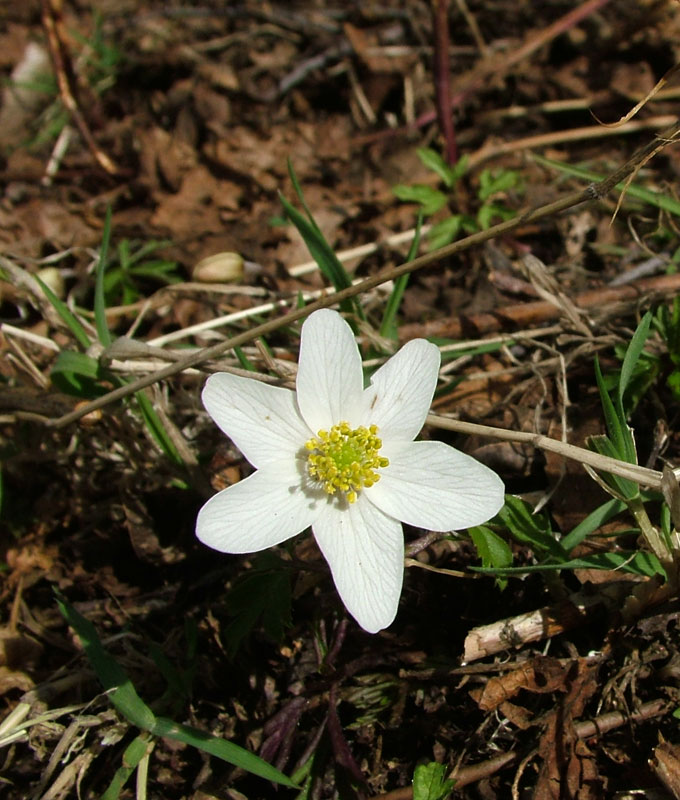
<box><xmin>305</xmin><ymin>421</ymin><xmax>389</xmax><ymax>503</ymax></box>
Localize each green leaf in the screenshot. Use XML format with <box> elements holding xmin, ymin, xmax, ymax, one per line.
<box><xmin>56</xmin><ymin>593</ymin><xmax>157</xmax><ymax>730</ymax></box>
<box><xmin>477</xmin><ymin>168</ymin><xmax>518</xmax><ymax>201</ymax></box>
<box><xmin>477</xmin><ymin>202</ymin><xmax>514</xmax><ymax>230</ymax></box>
<box><xmin>667</xmin><ymin>369</ymin><xmax>680</xmax><ymax>401</ymax></box>
<box><xmin>560</xmin><ymin>498</ymin><xmax>627</xmax><ymax>553</ymax></box>
<box><xmin>35</xmin><ymin>274</ymin><xmax>91</xmax><ymax>349</ymax></box>
<box><xmin>427</xmin><ymin>215</ymin><xmax>464</xmax><ymax>250</ymax></box>
<box><xmin>234</xmin><ymin>345</ymin><xmax>256</xmax><ymax>372</ymax></box>
<box><xmin>56</xmin><ymin>593</ymin><xmax>297</xmax><ymax>788</ymax></box>
<box><xmin>532</xmin><ymin>155</ymin><xmax>680</xmax><ymax>218</ymax></box>
<box><xmin>469</xmin><ymin>525</ymin><xmax>512</xmax><ymax>590</ymax></box>
<box><xmin>150</xmin><ymin>717</ymin><xmax>297</xmax><ymax>787</ymax></box>
<box><xmin>497</xmin><ymin>495</ymin><xmax>568</xmax><ymax>560</ymax></box>
<box><xmin>412</xmin><ymin>762</ymin><xmax>455</xmax><ymax>800</ymax></box>
<box><xmin>222</xmin><ymin>553</ymin><xmax>292</xmax><ymax>657</ymax></box>
<box><xmin>94</xmin><ymin>206</ymin><xmax>113</xmax><ymax>346</ymax></box>
<box><xmin>50</xmin><ymin>350</ymin><xmax>107</xmax><ymax>397</ymax></box>
<box><xmin>593</xmin><ymin>357</ymin><xmax>629</xmax><ymax>461</ymax></box>
<box><xmin>587</xmin><ymin>435</ymin><xmax>640</xmax><ymax>499</ymax></box>
<box><xmin>472</xmin><ymin>550</ymin><xmax>665</xmax><ymax>579</ymax></box>
<box><xmin>133</xmin><ymin>389</ymin><xmax>183</xmax><ymax>466</ymax></box>
<box><xmin>101</xmin><ymin>735</ymin><xmax>153</xmax><ymax>800</ymax></box>
<box><xmin>416</xmin><ymin>147</ymin><xmax>456</xmax><ymax>187</ymax></box>
<box><xmin>619</xmin><ymin>312</ymin><xmax>652</xmax><ymax>411</ymax></box>
<box><xmin>278</xmin><ymin>192</ymin><xmax>361</xmax><ymax>319</ymax></box>
<box><xmin>392</xmin><ymin>184</ymin><xmax>448</xmax><ymax>216</ymax></box>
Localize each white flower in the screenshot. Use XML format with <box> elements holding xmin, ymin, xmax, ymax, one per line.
<box><xmin>196</xmin><ymin>309</ymin><xmax>504</xmax><ymax>633</ymax></box>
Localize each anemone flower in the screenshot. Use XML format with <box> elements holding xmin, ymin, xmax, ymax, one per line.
<box><xmin>196</xmin><ymin>309</ymin><xmax>504</xmax><ymax>633</ymax></box>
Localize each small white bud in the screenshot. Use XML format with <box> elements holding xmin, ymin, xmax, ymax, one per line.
<box><xmin>192</xmin><ymin>252</ymin><xmax>244</xmax><ymax>283</ymax></box>
<box><xmin>37</xmin><ymin>267</ymin><xmax>65</xmax><ymax>299</ymax></box>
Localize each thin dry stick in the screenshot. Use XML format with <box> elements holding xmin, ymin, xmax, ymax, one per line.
<box><xmin>467</xmin><ymin>114</ymin><xmax>677</xmax><ymax>169</ymax></box>
<box><xmin>40</xmin><ymin>0</ymin><xmax>118</xmax><ymax>175</ymax></box>
<box><xmin>44</xmin><ymin>119</ymin><xmax>680</xmax><ymax>430</ymax></box>
<box><xmin>426</xmin><ymin>414</ymin><xmax>662</xmax><ymax>489</ymax></box>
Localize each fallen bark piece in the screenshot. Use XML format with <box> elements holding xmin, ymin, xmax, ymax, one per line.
<box><xmin>463</xmin><ymin>583</ymin><xmax>632</xmax><ymax>663</ymax></box>
<box><xmin>398</xmin><ymin>272</ymin><xmax>680</xmax><ymax>342</ymax></box>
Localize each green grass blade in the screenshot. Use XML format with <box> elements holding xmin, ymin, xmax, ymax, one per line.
<box><xmin>278</xmin><ymin>193</ymin><xmax>351</xmax><ymax>290</ymax></box>
<box><xmin>234</xmin><ymin>345</ymin><xmax>256</xmax><ymax>371</ymax></box>
<box><xmin>151</xmin><ymin>717</ymin><xmax>298</xmax><ymax>788</ymax></box>
<box><xmin>533</xmin><ymin>154</ymin><xmax>680</xmax><ymax>217</ymax></box>
<box><xmin>134</xmin><ymin>390</ymin><xmax>184</xmax><ymax>466</ymax></box>
<box><xmin>35</xmin><ymin>274</ymin><xmax>91</xmax><ymax>349</ymax></box>
<box><xmin>55</xmin><ymin>593</ymin><xmax>158</xmax><ymax>731</ymax></box>
<box><xmin>101</xmin><ymin>735</ymin><xmax>152</xmax><ymax>800</ymax></box>
<box><xmin>94</xmin><ymin>206</ymin><xmax>113</xmax><ymax>346</ymax></box>
<box><xmin>497</xmin><ymin>495</ymin><xmax>568</xmax><ymax>560</ymax></box>
<box><xmin>593</xmin><ymin>357</ymin><xmax>627</xmax><ymax>459</ymax></box>
<box><xmin>472</xmin><ymin>551</ymin><xmax>665</xmax><ymax>577</ymax></box>
<box><xmin>619</xmin><ymin>311</ymin><xmax>652</xmax><ymax>409</ymax></box>
<box><xmin>287</xmin><ymin>159</ymin><xmax>322</xmax><ymax>232</ymax></box>
<box><xmin>57</xmin><ymin>593</ymin><xmax>295</xmax><ymax>787</ymax></box>
<box><xmin>560</xmin><ymin>497</ymin><xmax>626</xmax><ymax>552</ymax></box>
<box><xmin>278</xmin><ymin>192</ymin><xmax>362</xmax><ymax>319</ymax></box>
<box><xmin>380</xmin><ymin>211</ymin><xmax>423</xmax><ymax>340</ymax></box>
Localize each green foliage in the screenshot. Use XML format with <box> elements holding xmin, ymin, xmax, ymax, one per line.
<box><xmin>392</xmin><ymin>147</ymin><xmax>521</xmax><ymax>250</ymax></box>
<box><xmin>533</xmin><ymin>154</ymin><xmax>680</xmax><ymax>218</ymax></box>
<box><xmin>469</xmin><ymin>524</ymin><xmax>512</xmax><ymax>590</ymax></box>
<box><xmin>497</xmin><ymin>495</ymin><xmax>567</xmax><ymax>561</ymax></box>
<box><xmin>392</xmin><ymin>184</ymin><xmax>449</xmax><ymax>216</ymax></box>
<box><xmin>281</xmin><ymin>161</ymin><xmax>363</xmax><ymax>321</ymax></box>
<box><xmin>222</xmin><ymin>552</ymin><xmax>293</xmax><ymax>658</ymax></box>
<box><xmin>416</xmin><ymin>148</ymin><xmax>468</xmax><ymax>187</ymax></box>
<box><xmin>34</xmin><ymin>273</ymin><xmax>92</xmax><ymax>349</ymax></box>
<box><xmin>654</xmin><ymin>296</ymin><xmax>680</xmax><ymax>401</ymax></box>
<box><xmin>50</xmin><ymin>350</ymin><xmax>107</xmax><ymax>397</ymax></box>
<box><xmin>412</xmin><ymin>762</ymin><xmax>455</xmax><ymax>800</ymax></box>
<box><xmin>36</xmin><ymin>214</ymin><xmax>185</xmax><ymax>466</ymax></box>
<box><xmin>101</xmin><ymin>734</ymin><xmax>154</xmax><ymax>800</ymax></box>
<box><xmin>56</xmin><ymin>592</ymin><xmax>297</xmax><ymax>789</ymax></box>
<box><xmin>474</xmin><ymin>492</ymin><xmax>667</xmax><ymax>580</ymax></box>
<box><xmin>23</xmin><ymin>11</ymin><xmax>122</xmax><ymax>149</ymax></box>
<box><xmin>70</xmin><ymin>10</ymin><xmax>123</xmax><ymax>93</ymax></box>
<box><xmin>103</xmin><ymin>238</ymin><xmax>179</xmax><ymax>306</ymax></box>
<box><xmin>559</xmin><ymin>498</ymin><xmax>627</xmax><ymax>552</ymax></box>
<box><xmin>587</xmin><ymin>313</ymin><xmax>655</xmax><ymax>499</ymax></box>
<box><xmin>474</xmin><ymin>550</ymin><xmax>665</xmax><ymax>578</ymax></box>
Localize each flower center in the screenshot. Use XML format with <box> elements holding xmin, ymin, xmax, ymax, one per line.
<box><xmin>305</xmin><ymin>421</ymin><xmax>389</xmax><ymax>503</ymax></box>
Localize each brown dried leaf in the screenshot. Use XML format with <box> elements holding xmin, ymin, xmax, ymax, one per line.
<box><xmin>651</xmin><ymin>740</ymin><xmax>680</xmax><ymax>800</ymax></box>
<box><xmin>472</xmin><ymin>656</ymin><xmax>570</xmax><ymax>711</ymax></box>
<box><xmin>534</xmin><ymin>659</ymin><xmax>603</xmax><ymax>799</ymax></box>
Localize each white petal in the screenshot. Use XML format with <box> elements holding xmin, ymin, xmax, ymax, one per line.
<box><xmin>312</xmin><ymin>498</ymin><xmax>404</xmax><ymax>633</ymax></box>
<box><xmin>197</xmin><ymin>464</ymin><xmax>323</xmax><ymax>553</ymax></box>
<box><xmin>361</xmin><ymin>339</ymin><xmax>440</xmax><ymax>441</ymax></box>
<box><xmin>366</xmin><ymin>440</ymin><xmax>505</xmax><ymax>531</ymax></box>
<box><xmin>203</xmin><ymin>373</ymin><xmax>311</xmax><ymax>469</ymax></box>
<box><xmin>296</xmin><ymin>309</ymin><xmax>364</xmax><ymax>432</ymax></box>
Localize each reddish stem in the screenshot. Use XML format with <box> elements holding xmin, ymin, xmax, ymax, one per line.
<box><xmin>432</xmin><ymin>0</ymin><xmax>458</xmax><ymax>164</ymax></box>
